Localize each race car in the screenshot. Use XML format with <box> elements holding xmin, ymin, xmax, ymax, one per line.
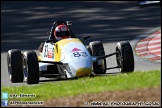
<box><xmin>7</xmin><ymin>20</ymin><xmax>134</xmax><ymax>85</ymax></box>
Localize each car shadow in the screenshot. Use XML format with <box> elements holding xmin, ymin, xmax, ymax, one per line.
<box><xmin>37</xmin><ymin>71</ymin><xmax>121</xmax><ymax>84</ymax></box>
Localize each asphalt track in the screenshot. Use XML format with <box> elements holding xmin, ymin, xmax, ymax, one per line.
<box><xmin>1</xmin><ymin>1</ymin><xmax>161</xmax><ymax>86</ymax></box>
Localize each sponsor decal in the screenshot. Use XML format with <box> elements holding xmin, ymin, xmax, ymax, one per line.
<box><xmin>71</xmin><ymin>48</ymin><xmax>81</xmax><ymax>52</ymax></box>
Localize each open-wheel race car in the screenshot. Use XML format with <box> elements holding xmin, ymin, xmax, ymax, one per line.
<box><xmin>7</xmin><ymin>20</ymin><xmax>134</xmax><ymax>84</ymax></box>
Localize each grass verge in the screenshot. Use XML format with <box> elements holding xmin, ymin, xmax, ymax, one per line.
<box><xmin>1</xmin><ymin>70</ymin><xmax>161</xmax><ymax>101</ymax></box>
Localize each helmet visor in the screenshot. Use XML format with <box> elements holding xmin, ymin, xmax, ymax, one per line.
<box><xmin>56</xmin><ymin>31</ymin><xmax>70</xmax><ymax>37</ymax></box>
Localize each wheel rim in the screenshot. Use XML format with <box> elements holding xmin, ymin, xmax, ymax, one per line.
<box><xmin>101</xmin><ymin>59</ymin><xmax>106</xmax><ymax>72</ymax></box>
<box><xmin>7</xmin><ymin>54</ymin><xmax>12</xmax><ymax>80</ymax></box>
<box><xmin>23</xmin><ymin>57</ymin><xmax>28</xmax><ymax>78</ymax></box>
<box><xmin>116</xmin><ymin>48</ymin><xmax>123</xmax><ymax>71</ymax></box>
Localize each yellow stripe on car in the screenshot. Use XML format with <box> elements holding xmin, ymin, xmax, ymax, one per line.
<box><xmin>54</xmin><ymin>38</ymin><xmax>82</xmax><ymax>62</ymax></box>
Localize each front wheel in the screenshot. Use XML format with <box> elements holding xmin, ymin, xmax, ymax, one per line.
<box><xmin>89</xmin><ymin>41</ymin><xmax>107</xmax><ymax>74</ymax></box>
<box><xmin>23</xmin><ymin>51</ymin><xmax>39</xmax><ymax>84</ymax></box>
<box><xmin>116</xmin><ymin>41</ymin><xmax>134</xmax><ymax>73</ymax></box>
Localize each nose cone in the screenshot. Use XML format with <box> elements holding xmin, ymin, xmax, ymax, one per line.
<box><xmin>76</xmin><ymin>68</ymin><xmax>91</xmax><ymax>77</ymax></box>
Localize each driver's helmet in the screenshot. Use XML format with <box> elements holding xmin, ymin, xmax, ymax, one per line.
<box><xmin>54</xmin><ymin>24</ymin><xmax>71</xmax><ymax>41</ymax></box>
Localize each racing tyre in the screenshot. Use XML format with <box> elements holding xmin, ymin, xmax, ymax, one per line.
<box><xmin>23</xmin><ymin>51</ymin><xmax>39</xmax><ymax>84</ymax></box>
<box><xmin>89</xmin><ymin>41</ymin><xmax>107</xmax><ymax>74</ymax></box>
<box><xmin>116</xmin><ymin>41</ymin><xmax>134</xmax><ymax>73</ymax></box>
<box><xmin>7</xmin><ymin>49</ymin><xmax>24</xmax><ymax>83</ymax></box>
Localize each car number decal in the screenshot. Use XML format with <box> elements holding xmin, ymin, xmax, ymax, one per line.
<box><xmin>73</xmin><ymin>52</ymin><xmax>88</xmax><ymax>57</ymax></box>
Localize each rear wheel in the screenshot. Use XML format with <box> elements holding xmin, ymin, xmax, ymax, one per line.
<box><xmin>7</xmin><ymin>49</ymin><xmax>24</xmax><ymax>83</ymax></box>
<box><xmin>116</xmin><ymin>41</ymin><xmax>134</xmax><ymax>73</ymax></box>
<box><xmin>23</xmin><ymin>51</ymin><xmax>39</xmax><ymax>84</ymax></box>
<box><xmin>89</xmin><ymin>41</ymin><xmax>107</xmax><ymax>74</ymax></box>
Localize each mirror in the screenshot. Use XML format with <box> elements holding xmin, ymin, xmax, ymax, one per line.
<box><xmin>67</xmin><ymin>21</ymin><xmax>72</xmax><ymax>26</ymax></box>
<box><xmin>83</xmin><ymin>36</ymin><xmax>91</xmax><ymax>41</ymax></box>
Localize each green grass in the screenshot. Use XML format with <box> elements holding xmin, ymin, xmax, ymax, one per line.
<box><xmin>1</xmin><ymin>70</ymin><xmax>161</xmax><ymax>101</ymax></box>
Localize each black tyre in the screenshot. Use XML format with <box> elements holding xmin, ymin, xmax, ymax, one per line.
<box><xmin>7</xmin><ymin>49</ymin><xmax>24</xmax><ymax>83</ymax></box>
<box><xmin>89</xmin><ymin>41</ymin><xmax>107</xmax><ymax>74</ymax></box>
<box><xmin>116</xmin><ymin>41</ymin><xmax>134</xmax><ymax>73</ymax></box>
<box><xmin>23</xmin><ymin>51</ymin><xmax>39</xmax><ymax>84</ymax></box>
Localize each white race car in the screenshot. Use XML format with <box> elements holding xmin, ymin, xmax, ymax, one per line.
<box><xmin>7</xmin><ymin>21</ymin><xmax>134</xmax><ymax>84</ymax></box>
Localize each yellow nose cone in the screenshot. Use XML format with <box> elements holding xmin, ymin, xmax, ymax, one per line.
<box><xmin>76</xmin><ymin>68</ymin><xmax>91</xmax><ymax>77</ymax></box>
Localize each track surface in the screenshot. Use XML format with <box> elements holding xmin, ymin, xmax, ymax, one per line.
<box><xmin>1</xmin><ymin>1</ymin><xmax>161</xmax><ymax>86</ymax></box>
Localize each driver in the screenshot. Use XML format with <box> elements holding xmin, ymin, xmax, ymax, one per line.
<box><xmin>38</xmin><ymin>24</ymin><xmax>71</xmax><ymax>52</ymax></box>
<box><xmin>53</xmin><ymin>24</ymin><xmax>71</xmax><ymax>41</ymax></box>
